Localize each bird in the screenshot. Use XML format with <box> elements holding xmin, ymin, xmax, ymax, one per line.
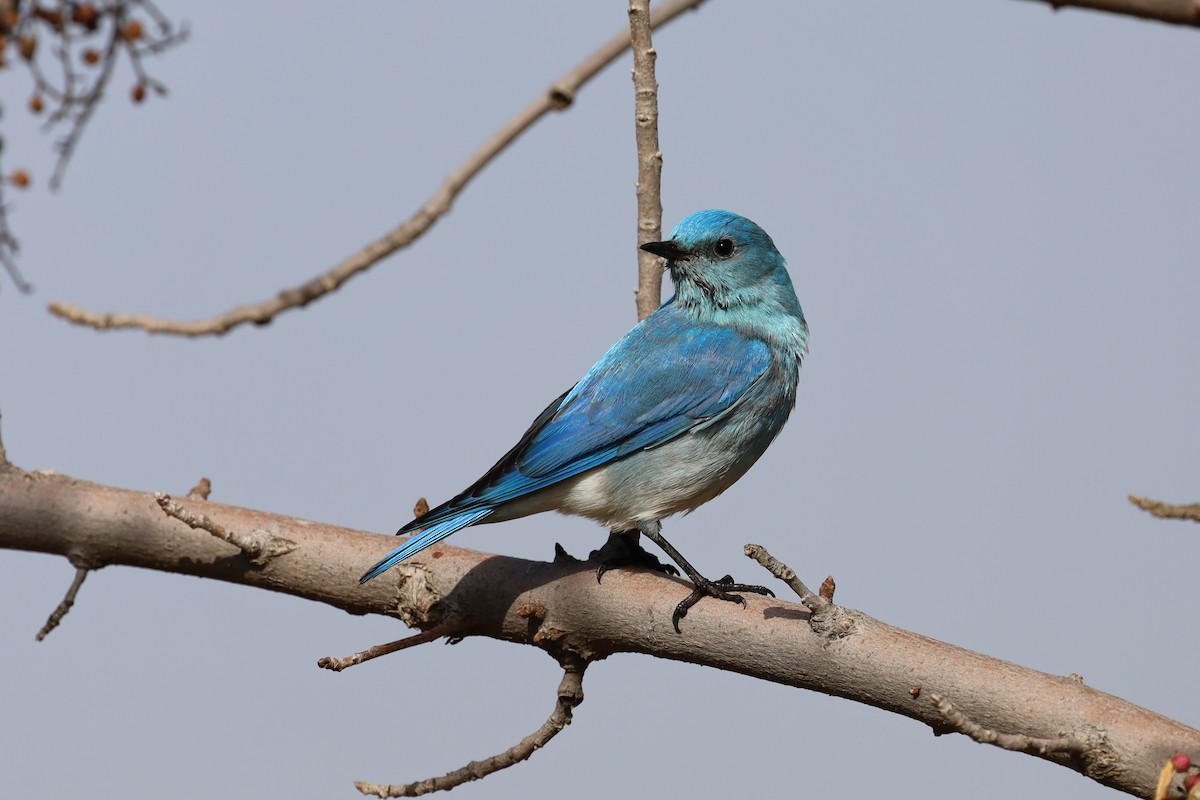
<box><xmin>360</xmin><ymin>209</ymin><xmax>809</xmax><ymax>630</ymax></box>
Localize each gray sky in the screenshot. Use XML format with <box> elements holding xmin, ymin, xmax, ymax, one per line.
<box><xmin>3</xmin><ymin>2</ymin><xmax>1198</xmax><ymax>798</ymax></box>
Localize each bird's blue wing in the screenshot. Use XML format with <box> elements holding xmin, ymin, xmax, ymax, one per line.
<box><xmin>416</xmin><ymin>307</ymin><xmax>770</xmax><ymax>522</ymax></box>
<box><xmin>360</xmin><ymin>306</ymin><xmax>771</xmax><ymax>583</ymax></box>
<box><xmin>516</xmin><ymin>315</ymin><xmax>770</xmax><ymax>478</ymax></box>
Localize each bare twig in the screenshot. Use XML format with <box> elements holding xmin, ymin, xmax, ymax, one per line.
<box><xmin>1129</xmin><ymin>494</ymin><xmax>1200</xmax><ymax>523</ymax></box>
<box><xmin>154</xmin><ymin>492</ymin><xmax>297</xmax><ymax>566</ymax></box>
<box><xmin>48</xmin><ymin>0</ymin><xmax>708</xmax><ymax>337</ymax></box>
<box><xmin>744</xmin><ymin>543</ymin><xmax>854</xmax><ymax>637</ymax></box>
<box><xmin>46</xmin><ymin>5</ymin><xmax>124</xmax><ymax>191</ymax></box>
<box><xmin>11</xmin><ymin>1</ymin><xmax>190</xmax><ymax>190</ymax></box>
<box><xmin>318</xmin><ymin>626</ymin><xmax>451</xmax><ymax>672</ymax></box>
<box><xmin>35</xmin><ymin>566</ymin><xmax>88</xmax><ymax>640</ymax></box>
<box><xmin>0</xmin><ymin>409</ymin><xmax>8</xmax><ymax>466</ymax></box>
<box><xmin>930</xmin><ymin>693</ymin><xmax>1089</xmax><ymax>758</ymax></box>
<box><xmin>0</xmin><ymin>205</ymin><xmax>32</xmax><ymax>292</ymax></box>
<box><xmin>355</xmin><ymin>653</ymin><xmax>588</xmax><ymax>797</ymax></box>
<box><xmin>629</xmin><ymin>0</ymin><xmax>665</xmax><ymax>320</ymax></box>
<box><xmin>743</xmin><ymin>543</ymin><xmax>817</xmax><ymax>601</ymax></box>
<box><xmin>1014</xmin><ymin>0</ymin><xmax>1200</xmax><ymax>28</ymax></box>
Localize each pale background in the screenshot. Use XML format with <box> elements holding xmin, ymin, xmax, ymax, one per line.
<box><xmin>2</xmin><ymin>2</ymin><xmax>1198</xmax><ymax>798</ymax></box>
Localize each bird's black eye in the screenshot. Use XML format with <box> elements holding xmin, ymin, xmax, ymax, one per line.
<box><xmin>714</xmin><ymin>238</ymin><xmax>735</xmax><ymax>258</ymax></box>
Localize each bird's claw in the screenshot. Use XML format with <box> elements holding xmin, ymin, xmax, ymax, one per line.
<box><xmin>592</xmin><ymin>530</ymin><xmax>680</xmax><ymax>583</ymax></box>
<box><xmin>671</xmin><ymin>574</ymin><xmax>775</xmax><ymax>633</ymax></box>
<box><xmin>595</xmin><ymin>550</ymin><xmax>680</xmax><ymax>583</ymax></box>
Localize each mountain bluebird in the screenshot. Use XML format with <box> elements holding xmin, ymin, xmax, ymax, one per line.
<box><xmin>361</xmin><ymin>210</ymin><xmax>809</xmax><ymax>630</ymax></box>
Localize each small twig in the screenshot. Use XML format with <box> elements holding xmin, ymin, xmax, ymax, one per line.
<box><xmin>1015</xmin><ymin>0</ymin><xmax>1200</xmax><ymax>28</ymax></box>
<box><xmin>46</xmin><ymin>7</ymin><xmax>124</xmax><ymax>191</ymax></box>
<box><xmin>0</xmin><ymin>207</ymin><xmax>32</xmax><ymax>293</ymax></box>
<box><xmin>317</xmin><ymin>626</ymin><xmax>451</xmax><ymax>672</ymax></box>
<box><xmin>744</xmin><ymin>543</ymin><xmax>816</xmax><ymax>600</ymax></box>
<box><xmin>0</xmin><ymin>409</ymin><xmax>8</xmax><ymax>466</ymax></box>
<box><xmin>48</xmin><ymin>0</ymin><xmax>708</xmax><ymax>337</ymax></box>
<box><xmin>35</xmin><ymin>566</ymin><xmax>89</xmax><ymax>640</ymax></box>
<box><xmin>744</xmin><ymin>543</ymin><xmax>853</xmax><ymax>638</ymax></box>
<box><xmin>929</xmin><ymin>693</ymin><xmax>1089</xmax><ymax>758</ymax></box>
<box><xmin>1129</xmin><ymin>494</ymin><xmax>1200</xmax><ymax>524</ymax></box>
<box><xmin>355</xmin><ymin>653</ymin><xmax>588</xmax><ymax>797</ymax></box>
<box><xmin>186</xmin><ymin>476</ymin><xmax>211</xmax><ymax>500</ymax></box>
<box><xmin>154</xmin><ymin>492</ymin><xmax>297</xmax><ymax>566</ymax></box>
<box><xmin>629</xmin><ymin>0</ymin><xmax>664</xmax><ymax>321</ymax></box>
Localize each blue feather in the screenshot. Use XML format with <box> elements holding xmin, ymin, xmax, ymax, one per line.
<box><xmin>359</xmin><ymin>507</ymin><xmax>494</xmax><ymax>583</ymax></box>
<box><xmin>359</xmin><ymin>210</ymin><xmax>808</xmax><ymax>585</ymax></box>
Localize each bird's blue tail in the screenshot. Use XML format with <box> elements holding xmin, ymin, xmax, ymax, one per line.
<box><xmin>359</xmin><ymin>507</ymin><xmax>494</xmax><ymax>584</ymax></box>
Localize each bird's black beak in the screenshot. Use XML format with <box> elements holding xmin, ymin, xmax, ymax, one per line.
<box><xmin>640</xmin><ymin>239</ymin><xmax>690</xmax><ymax>261</ymax></box>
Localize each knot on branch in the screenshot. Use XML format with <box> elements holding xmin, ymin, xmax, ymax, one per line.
<box><xmin>386</xmin><ymin>563</ymin><xmax>446</xmax><ymax>628</ymax></box>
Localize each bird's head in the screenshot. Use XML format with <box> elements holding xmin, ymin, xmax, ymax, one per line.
<box><xmin>641</xmin><ymin>210</ymin><xmax>802</xmax><ymax>319</ymax></box>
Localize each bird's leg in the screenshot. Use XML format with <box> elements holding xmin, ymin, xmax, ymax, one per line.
<box><xmin>593</xmin><ymin>528</ymin><xmax>680</xmax><ymax>582</ymax></box>
<box><xmin>636</xmin><ymin>521</ymin><xmax>774</xmax><ymax>633</ymax></box>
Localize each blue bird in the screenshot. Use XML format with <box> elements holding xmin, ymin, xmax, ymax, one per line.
<box><xmin>361</xmin><ymin>210</ymin><xmax>809</xmax><ymax>630</ymax></box>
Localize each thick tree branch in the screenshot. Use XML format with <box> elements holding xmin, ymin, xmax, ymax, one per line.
<box><xmin>1015</xmin><ymin>0</ymin><xmax>1200</xmax><ymax>28</ymax></box>
<box><xmin>47</xmin><ymin>0</ymin><xmax>706</xmax><ymax>337</ymax></box>
<box><xmin>1</xmin><ymin>463</ymin><xmax>1197</xmax><ymax>798</ymax></box>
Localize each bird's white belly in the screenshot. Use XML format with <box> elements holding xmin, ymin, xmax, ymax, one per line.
<box><xmin>535</xmin><ymin>425</ymin><xmax>771</xmax><ymax>530</ymax></box>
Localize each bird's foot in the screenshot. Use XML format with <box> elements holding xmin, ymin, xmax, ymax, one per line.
<box><xmin>592</xmin><ymin>530</ymin><xmax>680</xmax><ymax>583</ymax></box>
<box><xmin>672</xmin><ymin>574</ymin><xmax>775</xmax><ymax>633</ymax></box>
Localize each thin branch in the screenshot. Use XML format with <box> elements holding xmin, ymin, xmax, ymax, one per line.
<box><xmin>46</xmin><ymin>5</ymin><xmax>124</xmax><ymax>191</ymax></box>
<box><xmin>0</xmin><ymin>409</ymin><xmax>8</xmax><ymax>467</ymax></box>
<box><xmin>1129</xmin><ymin>494</ymin><xmax>1200</xmax><ymax>523</ymax></box>
<box><xmin>317</xmin><ymin>626</ymin><xmax>452</xmax><ymax>672</ymax></box>
<box><xmin>1014</xmin><ymin>0</ymin><xmax>1200</xmax><ymax>28</ymax></box>
<box><xmin>629</xmin><ymin>0</ymin><xmax>665</xmax><ymax>321</ymax></box>
<box><xmin>0</xmin><ymin>204</ymin><xmax>33</xmax><ymax>293</ymax></box>
<box><xmin>355</xmin><ymin>653</ymin><xmax>588</xmax><ymax>797</ymax></box>
<box><xmin>35</xmin><ymin>566</ymin><xmax>88</xmax><ymax>640</ymax></box>
<box><xmin>930</xmin><ymin>693</ymin><xmax>1090</xmax><ymax>757</ymax></box>
<box><xmin>154</xmin><ymin>492</ymin><xmax>297</xmax><ymax>566</ymax></box>
<box><xmin>48</xmin><ymin>0</ymin><xmax>708</xmax><ymax>337</ymax></box>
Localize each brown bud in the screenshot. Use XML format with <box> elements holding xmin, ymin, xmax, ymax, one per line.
<box><xmin>122</xmin><ymin>19</ymin><xmax>143</xmax><ymax>41</ymax></box>
<box><xmin>3</xmin><ymin>10</ymin><xmax>17</xmax><ymax>31</ymax></box>
<box><xmin>72</xmin><ymin>3</ymin><xmax>99</xmax><ymax>29</ymax></box>
<box><xmin>131</xmin><ymin>83</ymin><xmax>146</xmax><ymax>103</ymax></box>
<box><xmin>82</xmin><ymin>48</ymin><xmax>101</xmax><ymax>66</ymax></box>
<box><xmin>28</xmin><ymin>94</ymin><xmax>43</xmax><ymax>113</ymax></box>
<box><xmin>10</xmin><ymin>169</ymin><xmax>30</xmax><ymax>189</ymax></box>
<box><xmin>18</xmin><ymin>35</ymin><xmax>35</xmax><ymax>61</ymax></box>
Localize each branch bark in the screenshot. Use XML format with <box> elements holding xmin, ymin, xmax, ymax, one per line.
<box><xmin>629</xmin><ymin>0</ymin><xmax>664</xmax><ymax>320</ymax></box>
<box><xmin>1</xmin><ymin>462</ymin><xmax>1197</xmax><ymax>798</ymax></box>
<box><xmin>1015</xmin><ymin>0</ymin><xmax>1200</xmax><ymax>27</ymax></box>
